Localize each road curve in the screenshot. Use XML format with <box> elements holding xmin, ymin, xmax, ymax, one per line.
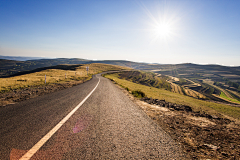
<box><xmin>0</xmin><ymin>74</ymin><xmax>184</xmax><ymax>159</ymax></box>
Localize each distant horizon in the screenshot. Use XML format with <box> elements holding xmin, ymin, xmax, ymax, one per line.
<box><xmin>0</xmin><ymin>55</ymin><xmax>239</xmax><ymax>67</ymax></box>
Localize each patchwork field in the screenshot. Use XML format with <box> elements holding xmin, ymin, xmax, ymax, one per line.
<box><xmin>168</xmin><ymin>77</ymin><xmax>206</xmax><ymax>99</ymax></box>
<box><xmin>203</xmin><ymin>81</ymin><xmax>240</xmax><ymax>104</ymax></box>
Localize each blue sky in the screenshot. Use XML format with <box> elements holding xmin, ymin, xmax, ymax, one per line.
<box><xmin>0</xmin><ymin>0</ymin><xmax>240</xmax><ymax>66</ymax></box>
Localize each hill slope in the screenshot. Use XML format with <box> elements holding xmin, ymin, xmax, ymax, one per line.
<box><xmin>0</xmin><ymin>59</ymin><xmax>147</xmax><ymax>77</ymax></box>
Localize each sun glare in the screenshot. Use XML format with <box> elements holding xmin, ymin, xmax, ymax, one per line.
<box><xmin>140</xmin><ymin>2</ymin><xmax>181</xmax><ymax>43</ymax></box>
<box><xmin>155</xmin><ymin>23</ymin><xmax>171</xmax><ymax>37</ymax></box>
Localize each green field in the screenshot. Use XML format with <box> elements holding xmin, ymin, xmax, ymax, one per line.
<box><xmin>104</xmin><ymin>73</ymin><xmax>240</xmax><ymax>120</ymax></box>
<box><xmin>220</xmin><ymin>92</ymin><xmax>240</xmax><ymax>104</ymax></box>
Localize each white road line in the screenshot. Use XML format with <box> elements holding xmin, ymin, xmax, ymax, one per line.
<box><xmin>20</xmin><ymin>77</ymin><xmax>100</xmax><ymax>160</ymax></box>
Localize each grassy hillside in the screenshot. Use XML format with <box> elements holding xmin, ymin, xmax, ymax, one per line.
<box><xmin>115</xmin><ymin>71</ymin><xmax>207</xmax><ymax>100</ymax></box>
<box><xmin>0</xmin><ymin>63</ymin><xmax>130</xmax><ymax>92</ymax></box>
<box><xmin>118</xmin><ymin>71</ymin><xmax>171</xmax><ymax>91</ymax></box>
<box><xmin>104</xmin><ymin>73</ymin><xmax>240</xmax><ymax>120</ymax></box>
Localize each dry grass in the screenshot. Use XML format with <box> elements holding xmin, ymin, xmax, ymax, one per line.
<box><xmin>168</xmin><ymin>80</ymin><xmax>205</xmax><ymax>99</ymax></box>
<box><xmin>203</xmin><ymin>79</ymin><xmax>214</xmax><ymax>85</ymax></box>
<box><xmin>226</xmin><ymin>89</ymin><xmax>240</xmax><ymax>98</ymax></box>
<box><xmin>184</xmin><ymin>88</ymin><xmax>206</xmax><ymax>99</ymax></box>
<box><xmin>168</xmin><ymin>80</ymin><xmax>184</xmax><ymax>94</ymax></box>
<box><xmin>0</xmin><ymin>63</ymin><xmax>130</xmax><ymax>92</ymax></box>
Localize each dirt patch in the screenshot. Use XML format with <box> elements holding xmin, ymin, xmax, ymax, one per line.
<box><xmin>186</xmin><ymin>116</ymin><xmax>216</xmax><ymax>127</ymax></box>
<box><xmin>117</xmin><ymin>85</ymin><xmax>240</xmax><ymax>159</ymax></box>
<box><xmin>0</xmin><ymin>79</ymin><xmax>88</xmax><ymax>107</ymax></box>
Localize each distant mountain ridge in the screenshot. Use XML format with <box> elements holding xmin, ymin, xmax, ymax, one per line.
<box><xmin>0</xmin><ymin>55</ymin><xmax>53</xmax><ymax>61</ymax></box>
<box><xmin>0</xmin><ymin>57</ymin><xmax>239</xmax><ymax>78</ymax></box>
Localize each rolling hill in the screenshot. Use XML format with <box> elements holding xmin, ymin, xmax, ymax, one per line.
<box><xmin>0</xmin><ymin>58</ymin><xmax>148</xmax><ymax>77</ymax></box>
<box><xmin>1</xmin><ymin>57</ymin><xmax>239</xmax><ymax>103</ymax></box>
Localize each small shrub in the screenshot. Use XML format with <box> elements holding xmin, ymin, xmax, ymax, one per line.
<box><xmin>132</xmin><ymin>90</ymin><xmax>145</xmax><ymax>98</ymax></box>
<box><xmin>17</xmin><ymin>79</ymin><xmax>27</xmax><ymax>82</ymax></box>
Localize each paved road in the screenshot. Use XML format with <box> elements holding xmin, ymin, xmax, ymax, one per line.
<box><xmin>0</xmin><ymin>74</ymin><xmax>184</xmax><ymax>159</ymax></box>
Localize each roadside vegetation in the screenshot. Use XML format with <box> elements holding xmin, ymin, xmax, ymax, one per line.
<box><xmin>131</xmin><ymin>90</ymin><xmax>146</xmax><ymax>98</ymax></box>
<box><xmin>0</xmin><ymin>63</ymin><xmax>131</xmax><ymax>106</ymax></box>
<box><xmin>0</xmin><ymin>63</ymin><xmax>130</xmax><ymax>93</ymax></box>
<box><xmin>104</xmin><ymin>72</ymin><xmax>240</xmax><ymax>120</ymax></box>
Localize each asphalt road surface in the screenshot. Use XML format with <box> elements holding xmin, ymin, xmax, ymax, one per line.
<box><xmin>0</xmin><ymin>74</ymin><xmax>184</xmax><ymax>159</ymax></box>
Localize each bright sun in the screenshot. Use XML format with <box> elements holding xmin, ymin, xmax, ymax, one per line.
<box><xmin>142</xmin><ymin>3</ymin><xmax>180</xmax><ymax>43</ymax></box>
<box><xmin>155</xmin><ymin>23</ymin><xmax>172</xmax><ymax>38</ymax></box>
